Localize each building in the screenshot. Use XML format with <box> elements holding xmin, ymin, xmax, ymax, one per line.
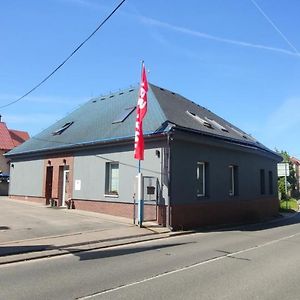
<box><xmin>0</xmin><ymin>119</ymin><xmax>29</xmax><ymax>175</ymax></box>
<box><xmin>6</xmin><ymin>84</ymin><xmax>281</xmax><ymax>229</ymax></box>
<box><xmin>0</xmin><ymin>117</ymin><xmax>29</xmax><ymax>195</ymax></box>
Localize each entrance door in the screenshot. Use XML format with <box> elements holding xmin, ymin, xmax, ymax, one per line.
<box><xmin>45</xmin><ymin>166</ymin><xmax>53</xmax><ymax>205</ymax></box>
<box><xmin>61</xmin><ymin>167</ymin><xmax>70</xmax><ymax>207</ymax></box>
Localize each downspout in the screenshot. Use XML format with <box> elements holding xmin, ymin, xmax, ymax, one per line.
<box><xmin>167</xmin><ymin>131</ymin><xmax>173</xmax><ymax>230</ymax></box>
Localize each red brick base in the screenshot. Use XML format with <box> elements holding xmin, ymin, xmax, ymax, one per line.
<box><xmin>72</xmin><ymin>199</ymin><xmax>160</xmax><ymax>221</ymax></box>
<box><xmin>9</xmin><ymin>195</ymin><xmax>278</xmax><ymax>230</ymax></box>
<box><xmin>171</xmin><ymin>197</ymin><xmax>279</xmax><ymax>230</ymax></box>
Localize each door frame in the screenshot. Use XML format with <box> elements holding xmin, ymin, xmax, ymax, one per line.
<box><xmin>61</xmin><ymin>168</ymin><xmax>70</xmax><ymax>207</ymax></box>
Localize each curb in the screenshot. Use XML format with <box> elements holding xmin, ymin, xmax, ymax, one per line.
<box><xmin>0</xmin><ymin>232</ymin><xmax>170</xmax><ymax>266</ymax></box>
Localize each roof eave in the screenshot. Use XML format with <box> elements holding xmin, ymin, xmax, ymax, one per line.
<box><xmin>5</xmin><ymin>130</ymin><xmax>170</xmax><ymax>160</ymax></box>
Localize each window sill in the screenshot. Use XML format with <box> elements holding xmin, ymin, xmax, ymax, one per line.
<box><xmin>104</xmin><ymin>194</ymin><xmax>119</xmax><ymax>198</ymax></box>
<box><xmin>197</xmin><ymin>195</ymin><xmax>209</xmax><ymax>199</ymax></box>
<box><xmin>229</xmin><ymin>194</ymin><xmax>239</xmax><ymax>198</ymax></box>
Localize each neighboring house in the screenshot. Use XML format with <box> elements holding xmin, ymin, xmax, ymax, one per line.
<box><xmin>290</xmin><ymin>156</ymin><xmax>300</xmax><ymax>196</ymax></box>
<box><xmin>6</xmin><ymin>84</ymin><xmax>281</xmax><ymax>230</ymax></box>
<box><xmin>0</xmin><ymin>118</ymin><xmax>29</xmax><ymax>174</ymax></box>
<box><xmin>0</xmin><ymin>117</ymin><xmax>29</xmax><ymax>195</ymax></box>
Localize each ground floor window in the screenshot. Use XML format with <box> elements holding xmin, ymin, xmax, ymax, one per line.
<box><xmin>105</xmin><ymin>162</ymin><xmax>119</xmax><ymax>196</ymax></box>
<box><xmin>197</xmin><ymin>162</ymin><xmax>206</xmax><ymax>197</ymax></box>
<box><xmin>260</xmin><ymin>169</ymin><xmax>265</xmax><ymax>195</ymax></box>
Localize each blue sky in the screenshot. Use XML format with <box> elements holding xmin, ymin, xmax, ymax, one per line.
<box><xmin>1</xmin><ymin>0</ymin><xmax>300</xmax><ymax>157</ymax></box>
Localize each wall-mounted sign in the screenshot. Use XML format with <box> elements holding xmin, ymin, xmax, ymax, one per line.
<box><xmin>75</xmin><ymin>179</ymin><xmax>81</xmax><ymax>191</ymax></box>
<box><xmin>147</xmin><ymin>186</ymin><xmax>155</xmax><ymax>195</ymax></box>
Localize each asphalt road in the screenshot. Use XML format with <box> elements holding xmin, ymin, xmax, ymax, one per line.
<box><xmin>1</xmin><ymin>213</ymin><xmax>300</xmax><ymax>300</ymax></box>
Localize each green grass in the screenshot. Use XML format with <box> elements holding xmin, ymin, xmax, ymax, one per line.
<box><xmin>279</xmin><ymin>198</ymin><xmax>299</xmax><ymax>212</ymax></box>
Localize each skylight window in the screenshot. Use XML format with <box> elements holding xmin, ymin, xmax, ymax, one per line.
<box><xmin>112</xmin><ymin>107</ymin><xmax>136</xmax><ymax>124</ymax></box>
<box><xmin>228</xmin><ymin>126</ymin><xmax>250</xmax><ymax>140</ymax></box>
<box><xmin>205</xmin><ymin>117</ymin><xmax>228</xmax><ymax>132</ymax></box>
<box><xmin>52</xmin><ymin>122</ymin><xmax>74</xmax><ymax>135</ymax></box>
<box><xmin>187</xmin><ymin>111</ymin><xmax>196</xmax><ymax>117</ymax></box>
<box><xmin>186</xmin><ymin>111</ymin><xmax>213</xmax><ymax>129</ymax></box>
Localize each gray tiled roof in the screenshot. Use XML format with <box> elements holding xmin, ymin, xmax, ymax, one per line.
<box><xmin>151</xmin><ymin>84</ymin><xmax>263</xmax><ymax>146</ymax></box>
<box><xmin>7</xmin><ymin>83</ymin><xmax>272</xmax><ymax>156</ymax></box>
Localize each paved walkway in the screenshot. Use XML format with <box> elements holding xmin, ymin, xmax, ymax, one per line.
<box><xmin>0</xmin><ymin>197</ymin><xmax>171</xmax><ymax>265</ymax></box>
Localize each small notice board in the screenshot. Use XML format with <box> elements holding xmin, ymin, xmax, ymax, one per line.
<box><xmin>277</xmin><ymin>163</ymin><xmax>289</xmax><ymax>177</ymax></box>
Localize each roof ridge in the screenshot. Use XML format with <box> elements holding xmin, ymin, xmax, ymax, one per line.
<box><xmin>9</xmin><ymin>128</ymin><xmax>29</xmax><ymax>134</ymax></box>
<box><xmin>148</xmin><ymin>83</ymin><xmax>169</xmax><ymax>125</ymax></box>
<box><xmin>91</xmin><ymin>84</ymin><xmax>140</xmax><ymax>102</ymax></box>
<box><xmin>149</xmin><ymin>83</ymin><xmax>209</xmax><ymax>111</ymax></box>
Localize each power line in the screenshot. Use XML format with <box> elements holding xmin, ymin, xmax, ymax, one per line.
<box><xmin>250</xmin><ymin>0</ymin><xmax>299</xmax><ymax>54</ymax></box>
<box><xmin>30</xmin><ymin>136</ymin><xmax>166</xmax><ymax>176</ymax></box>
<box><xmin>0</xmin><ymin>0</ymin><xmax>126</xmax><ymax>110</ymax></box>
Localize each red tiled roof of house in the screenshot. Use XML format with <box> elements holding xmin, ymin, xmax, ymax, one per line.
<box><xmin>290</xmin><ymin>156</ymin><xmax>300</xmax><ymax>165</ymax></box>
<box><xmin>0</xmin><ymin>122</ymin><xmax>14</xmax><ymax>150</ymax></box>
<box><xmin>0</xmin><ymin>122</ymin><xmax>29</xmax><ymax>151</ymax></box>
<box><xmin>9</xmin><ymin>129</ymin><xmax>30</xmax><ymax>147</ymax></box>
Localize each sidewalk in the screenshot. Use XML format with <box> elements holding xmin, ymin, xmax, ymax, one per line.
<box><xmin>0</xmin><ymin>196</ymin><xmax>171</xmax><ymax>265</ymax></box>
<box><xmin>0</xmin><ymin>222</ymin><xmax>172</xmax><ymax>265</ymax></box>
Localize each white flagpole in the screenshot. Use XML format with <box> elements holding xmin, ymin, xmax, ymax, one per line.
<box><xmin>137</xmin><ymin>61</ymin><xmax>145</xmax><ymax>227</ymax></box>
<box><xmin>138</xmin><ymin>150</ymin><xmax>143</xmax><ymax>227</ymax></box>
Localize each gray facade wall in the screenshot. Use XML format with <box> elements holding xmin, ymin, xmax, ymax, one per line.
<box><xmin>171</xmin><ymin>134</ymin><xmax>278</xmax><ymax>205</ymax></box>
<box><xmin>9</xmin><ymin>159</ymin><xmax>44</xmax><ymax>197</ymax></box>
<box><xmin>73</xmin><ymin>144</ymin><xmax>168</xmax><ymax>204</ymax></box>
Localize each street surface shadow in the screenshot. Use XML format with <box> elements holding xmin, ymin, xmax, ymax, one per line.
<box><xmin>191</xmin><ymin>212</ymin><xmax>300</xmax><ymax>233</ymax></box>
<box><xmin>68</xmin><ymin>242</ymin><xmax>193</xmax><ymax>261</ymax></box>
<box><xmin>0</xmin><ymin>245</ymin><xmax>53</xmax><ymax>257</ymax></box>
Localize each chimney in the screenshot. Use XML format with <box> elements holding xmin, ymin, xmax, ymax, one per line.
<box><xmin>0</xmin><ymin>115</ymin><xmax>2</xmax><ymax>122</ymax></box>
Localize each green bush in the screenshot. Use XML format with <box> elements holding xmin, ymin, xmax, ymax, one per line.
<box><xmin>278</xmin><ymin>177</ymin><xmax>287</xmax><ymax>199</ymax></box>
<box><xmin>279</xmin><ymin>198</ymin><xmax>299</xmax><ymax>212</ymax></box>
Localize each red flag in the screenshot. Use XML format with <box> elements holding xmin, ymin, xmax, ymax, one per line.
<box><xmin>134</xmin><ymin>63</ymin><xmax>148</xmax><ymax>160</ymax></box>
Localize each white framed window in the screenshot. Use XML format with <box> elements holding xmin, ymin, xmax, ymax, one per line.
<box><xmin>52</xmin><ymin>121</ymin><xmax>74</xmax><ymax>135</ymax></box>
<box><xmin>186</xmin><ymin>111</ymin><xmax>213</xmax><ymax>129</ymax></box>
<box><xmin>197</xmin><ymin>162</ymin><xmax>206</xmax><ymax>197</ymax></box>
<box><xmin>205</xmin><ymin>117</ymin><xmax>229</xmax><ymax>132</ymax></box>
<box><xmin>105</xmin><ymin>162</ymin><xmax>119</xmax><ymax>196</ymax></box>
<box><xmin>268</xmin><ymin>171</ymin><xmax>273</xmax><ymax>195</ymax></box>
<box><xmin>229</xmin><ymin>165</ymin><xmax>237</xmax><ymax>196</ymax></box>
